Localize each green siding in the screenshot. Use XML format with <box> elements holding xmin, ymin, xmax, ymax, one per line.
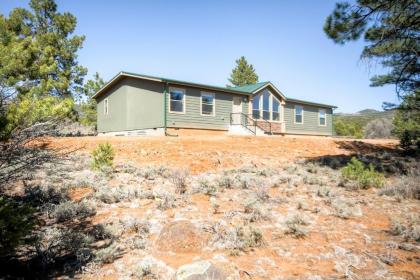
<box><xmin>96</xmin><ymin>83</ymin><xmax>127</xmax><ymax>133</ymax></box>
<box><xmin>284</xmin><ymin>102</ymin><xmax>333</xmax><ymax>135</ymax></box>
<box><xmin>125</xmin><ymin>78</ymin><xmax>164</xmax><ymax>130</ymax></box>
<box><xmin>97</xmin><ymin>78</ymin><xmax>164</xmax><ymax>133</ymax></box>
<box><xmin>167</xmin><ymin>86</ymin><xmax>249</xmax><ymax>130</ymax></box>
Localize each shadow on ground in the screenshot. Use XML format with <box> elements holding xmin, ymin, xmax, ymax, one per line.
<box><xmin>307</xmin><ymin>140</ymin><xmax>418</xmax><ymax>176</ymax></box>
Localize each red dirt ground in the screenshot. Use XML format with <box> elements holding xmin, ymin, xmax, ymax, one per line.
<box><xmin>45</xmin><ymin>135</ymin><xmax>398</xmax><ymax>174</ymax></box>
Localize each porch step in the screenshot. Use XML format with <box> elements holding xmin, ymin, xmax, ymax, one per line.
<box><xmin>228</xmin><ymin>125</ymin><xmax>266</xmax><ymax>136</ymax></box>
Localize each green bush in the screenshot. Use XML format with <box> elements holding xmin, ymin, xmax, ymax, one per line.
<box><xmin>0</xmin><ymin>197</ymin><xmax>34</xmax><ymax>255</ymax></box>
<box><xmin>341</xmin><ymin>157</ymin><xmax>385</xmax><ymax>189</ymax></box>
<box><xmin>91</xmin><ymin>143</ymin><xmax>114</xmax><ymax>171</ymax></box>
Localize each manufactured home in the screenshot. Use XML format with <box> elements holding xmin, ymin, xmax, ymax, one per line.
<box><xmin>92</xmin><ymin>72</ymin><xmax>336</xmax><ymax>136</ymax></box>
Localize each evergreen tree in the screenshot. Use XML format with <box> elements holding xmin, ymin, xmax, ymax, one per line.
<box><xmin>324</xmin><ymin>0</ymin><xmax>419</xmax><ymax>151</ymax></box>
<box><xmin>228</xmin><ymin>56</ymin><xmax>259</xmax><ymax>86</ymax></box>
<box><xmin>79</xmin><ymin>72</ymin><xmax>105</xmax><ymax>126</ymax></box>
<box><xmin>0</xmin><ymin>0</ymin><xmax>87</xmax><ymax>99</ymax></box>
<box><xmin>0</xmin><ymin>0</ymin><xmax>86</xmax><ymax>135</ymax></box>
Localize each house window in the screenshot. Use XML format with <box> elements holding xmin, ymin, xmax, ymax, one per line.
<box><xmin>262</xmin><ymin>90</ymin><xmax>270</xmax><ymax>120</ymax></box>
<box><xmin>169</xmin><ymin>88</ymin><xmax>185</xmax><ymax>113</ymax></box>
<box><xmin>319</xmin><ymin>109</ymin><xmax>326</xmax><ymax>126</ymax></box>
<box><xmin>252</xmin><ymin>90</ymin><xmax>282</xmax><ymax>121</ymax></box>
<box><xmin>295</xmin><ymin>105</ymin><xmax>303</xmax><ymax>124</ymax></box>
<box><xmin>201</xmin><ymin>92</ymin><xmax>215</xmax><ymax>116</ymax></box>
<box><xmin>252</xmin><ymin>94</ymin><xmax>260</xmax><ymax>119</ymax></box>
<box><xmin>104</xmin><ymin>98</ymin><xmax>109</xmax><ymax>115</ymax></box>
<box><xmin>272</xmin><ymin>98</ymin><xmax>280</xmax><ymax>121</ymax></box>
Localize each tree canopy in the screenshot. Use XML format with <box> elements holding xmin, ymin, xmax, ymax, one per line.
<box><xmin>228</xmin><ymin>56</ymin><xmax>259</xmax><ymax>86</ymax></box>
<box><xmin>0</xmin><ymin>0</ymin><xmax>87</xmax><ymax>99</ymax></box>
<box><xmin>79</xmin><ymin>72</ymin><xmax>104</xmax><ymax>126</ymax></box>
<box><xmin>324</xmin><ymin>0</ymin><xmax>419</xmax><ymax>151</ymax></box>
<box><xmin>324</xmin><ymin>0</ymin><xmax>419</xmax><ymax>97</ymax></box>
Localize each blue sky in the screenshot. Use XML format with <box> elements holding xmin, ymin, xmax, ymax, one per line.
<box><xmin>1</xmin><ymin>0</ymin><xmax>399</xmax><ymax>113</ymax></box>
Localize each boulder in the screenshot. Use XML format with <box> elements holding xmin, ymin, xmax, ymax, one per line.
<box><xmin>155</xmin><ymin>220</ymin><xmax>206</xmax><ymax>253</ymax></box>
<box><xmin>175</xmin><ymin>260</ymin><xmax>226</xmax><ymax>280</ymax></box>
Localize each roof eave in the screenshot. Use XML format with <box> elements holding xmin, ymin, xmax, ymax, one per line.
<box><xmin>286</xmin><ymin>98</ymin><xmax>337</xmax><ymax>109</ymax></box>
<box><xmin>93</xmin><ymin>72</ymin><xmax>252</xmax><ymax>99</ymax></box>
<box><xmin>251</xmin><ymin>82</ymin><xmax>287</xmax><ymax>100</ymax></box>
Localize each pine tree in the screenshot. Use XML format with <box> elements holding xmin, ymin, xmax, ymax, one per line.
<box><xmin>324</xmin><ymin>0</ymin><xmax>419</xmax><ymax>151</ymax></box>
<box><xmin>228</xmin><ymin>56</ymin><xmax>259</xmax><ymax>86</ymax></box>
<box><xmin>0</xmin><ymin>0</ymin><xmax>87</xmax><ymax>99</ymax></box>
<box><xmin>0</xmin><ymin>0</ymin><xmax>87</xmax><ymax>135</ymax></box>
<box><xmin>79</xmin><ymin>72</ymin><xmax>105</xmax><ymax>126</ymax></box>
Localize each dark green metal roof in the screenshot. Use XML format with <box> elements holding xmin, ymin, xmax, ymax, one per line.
<box><xmin>287</xmin><ymin>98</ymin><xmax>337</xmax><ymax>109</ymax></box>
<box><xmin>230</xmin><ymin>82</ymin><xmax>270</xmax><ymax>93</ymax></box>
<box><xmin>93</xmin><ymin>71</ymin><xmax>337</xmax><ymax>109</ymax></box>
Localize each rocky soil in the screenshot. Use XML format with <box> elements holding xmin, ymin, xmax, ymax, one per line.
<box><xmin>3</xmin><ymin>136</ymin><xmax>419</xmax><ymax>280</ymax></box>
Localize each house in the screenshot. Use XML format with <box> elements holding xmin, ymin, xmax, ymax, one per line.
<box><xmin>92</xmin><ymin>71</ymin><xmax>337</xmax><ymax>136</ymax></box>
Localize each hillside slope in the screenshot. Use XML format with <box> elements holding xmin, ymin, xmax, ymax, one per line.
<box><xmin>333</xmin><ymin>109</ymin><xmax>395</xmax><ymax>138</ymax></box>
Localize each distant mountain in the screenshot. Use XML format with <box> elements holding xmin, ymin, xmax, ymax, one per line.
<box><xmin>335</xmin><ymin>109</ymin><xmax>395</xmax><ymax>124</ymax></box>
<box><xmin>357</xmin><ymin>109</ymin><xmax>380</xmax><ymax>115</ymax></box>
<box><xmin>333</xmin><ymin>109</ymin><xmax>395</xmax><ymax>138</ymax></box>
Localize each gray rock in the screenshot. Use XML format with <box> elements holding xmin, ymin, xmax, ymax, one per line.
<box><xmin>176</xmin><ymin>260</ymin><xmax>226</xmax><ymax>280</ymax></box>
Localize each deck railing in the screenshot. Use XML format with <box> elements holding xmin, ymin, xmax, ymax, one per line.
<box><xmin>230</xmin><ymin>113</ymin><xmax>257</xmax><ymax>135</ymax></box>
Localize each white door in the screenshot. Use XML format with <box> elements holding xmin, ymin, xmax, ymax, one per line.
<box><xmin>232</xmin><ymin>96</ymin><xmax>242</xmax><ymax>124</ymax></box>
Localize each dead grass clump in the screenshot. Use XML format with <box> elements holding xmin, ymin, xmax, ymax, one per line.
<box><xmin>271</xmin><ymin>176</ymin><xmax>290</xmax><ymax>188</ymax></box>
<box><xmin>172</xmin><ymin>169</ymin><xmax>189</xmax><ymax>194</ymax></box>
<box><xmin>243</xmin><ymin>199</ymin><xmax>271</xmax><ymax>223</ymax></box>
<box><xmin>284</xmin><ymin>213</ymin><xmax>309</xmax><ymax>238</ymax></box>
<box><xmin>156</xmin><ymin>192</ymin><xmax>176</xmax><ymax>210</ymax></box>
<box><xmin>25</xmin><ymin>184</ymin><xmax>70</xmax><ymax>205</ymax></box>
<box><xmin>197</xmin><ymin>178</ymin><xmax>217</xmax><ymax>196</ymax></box>
<box><xmin>237</xmin><ymin>174</ymin><xmax>261</xmax><ymax>189</ymax></box>
<box><xmin>51</xmin><ymin>200</ymin><xmax>96</xmax><ymax>222</ymax></box>
<box><xmin>91</xmin><ymin>223</ymin><xmax>119</xmax><ymax>240</ymax></box>
<box><xmin>35</xmin><ymin>227</ymin><xmax>93</xmax><ymax>267</ymax></box>
<box><xmin>133</xmin><ymin>261</ymin><xmax>156</xmax><ymax>279</ymax></box>
<box><xmin>317</xmin><ymin>186</ymin><xmax>333</xmax><ymax>198</ymax></box>
<box><xmin>210</xmin><ymin>197</ymin><xmax>220</xmax><ymax>214</ymax></box>
<box><xmin>379</xmin><ymin>176</ymin><xmax>419</xmax><ymax>200</ymax></box>
<box><xmin>94</xmin><ymin>243</ymin><xmax>124</xmax><ymax>264</ymax></box>
<box><xmin>95</xmin><ymin>186</ymin><xmax>127</xmax><ymax>204</ymax></box>
<box><xmin>217</xmin><ymin>175</ymin><xmax>235</xmax><ymax>189</ymax></box>
<box><xmin>116</xmin><ymin>163</ymin><xmax>138</xmax><ymax>174</ymax></box>
<box><xmin>390</xmin><ymin>215</ymin><xmax>420</xmax><ymax>242</ymax></box>
<box><xmin>209</xmin><ymin>223</ymin><xmax>264</xmax><ymax>255</ymax></box>
<box><xmin>120</xmin><ymin>217</ymin><xmax>150</xmax><ymax>235</ymax></box>
<box><xmin>330</xmin><ymin>198</ymin><xmax>362</xmax><ymax>219</ymax></box>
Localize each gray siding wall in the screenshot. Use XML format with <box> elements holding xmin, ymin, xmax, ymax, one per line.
<box><xmin>125</xmin><ymin>78</ymin><xmax>164</xmax><ymax>130</ymax></box>
<box><xmin>96</xmin><ymin>78</ymin><xmax>164</xmax><ymax>133</ymax></box>
<box><xmin>167</xmin><ymin>86</ymin><xmax>249</xmax><ymax>130</ymax></box>
<box><xmin>97</xmin><ymin>83</ymin><xmax>127</xmax><ymax>133</ymax></box>
<box><xmin>284</xmin><ymin>102</ymin><xmax>333</xmax><ymax>135</ymax></box>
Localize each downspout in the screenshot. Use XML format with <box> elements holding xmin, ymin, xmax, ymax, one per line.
<box><xmin>164</xmin><ymin>82</ymin><xmax>168</xmax><ymax>135</ymax></box>
<box><xmin>163</xmin><ymin>82</ymin><xmax>178</xmax><ymax>137</ymax></box>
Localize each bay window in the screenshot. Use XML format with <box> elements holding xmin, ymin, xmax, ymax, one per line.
<box><xmin>252</xmin><ymin>90</ymin><xmax>282</xmax><ymax>122</ymax></box>
<box><xmin>272</xmin><ymin>98</ymin><xmax>280</xmax><ymax>121</ymax></box>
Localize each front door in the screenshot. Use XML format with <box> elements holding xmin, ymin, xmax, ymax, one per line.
<box><xmin>232</xmin><ymin>96</ymin><xmax>242</xmax><ymax>124</ymax></box>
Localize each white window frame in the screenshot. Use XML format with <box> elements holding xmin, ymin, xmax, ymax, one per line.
<box><xmin>200</xmin><ymin>91</ymin><xmax>215</xmax><ymax>116</ymax></box>
<box><xmin>104</xmin><ymin>98</ymin><xmax>109</xmax><ymax>115</ymax></box>
<box><xmin>294</xmin><ymin>105</ymin><xmax>304</xmax><ymax>124</ymax></box>
<box><xmin>252</xmin><ymin>90</ymin><xmax>282</xmax><ymax>122</ymax></box>
<box><xmin>319</xmin><ymin>108</ymin><xmax>327</xmax><ymax>126</ymax></box>
<box><xmin>271</xmin><ymin>95</ymin><xmax>282</xmax><ymax>123</ymax></box>
<box><xmin>169</xmin><ymin>87</ymin><xmax>186</xmax><ymax>114</ymax></box>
